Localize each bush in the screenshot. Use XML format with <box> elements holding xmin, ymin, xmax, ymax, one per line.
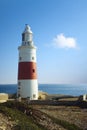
<box><xmin>46</xmin><ymin>113</ymin><xmax>82</xmax><ymax>130</ymax></box>
<box><xmin>0</xmin><ymin>104</ymin><xmax>44</xmax><ymax>130</ymax></box>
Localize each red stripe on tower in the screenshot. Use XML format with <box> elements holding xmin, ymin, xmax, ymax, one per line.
<box><xmin>18</xmin><ymin>62</ymin><xmax>37</xmax><ymax>79</ymax></box>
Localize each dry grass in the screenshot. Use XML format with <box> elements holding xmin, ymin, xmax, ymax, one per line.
<box><xmin>37</xmin><ymin>105</ymin><xmax>87</xmax><ymax>130</ymax></box>
<box><xmin>58</xmin><ymin>97</ymin><xmax>78</xmax><ymax>101</ymax></box>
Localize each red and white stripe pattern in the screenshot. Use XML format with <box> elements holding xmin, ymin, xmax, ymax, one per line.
<box><xmin>17</xmin><ymin>25</ymin><xmax>38</xmax><ymax>100</ymax></box>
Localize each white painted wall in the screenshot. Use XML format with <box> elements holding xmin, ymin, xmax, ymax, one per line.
<box><xmin>18</xmin><ymin>79</ymin><xmax>38</xmax><ymax>100</ymax></box>
<box><xmin>18</xmin><ymin>46</ymin><xmax>37</xmax><ymax>62</ymax></box>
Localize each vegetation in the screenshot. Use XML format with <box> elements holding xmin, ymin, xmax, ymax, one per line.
<box><xmin>0</xmin><ymin>101</ymin><xmax>46</xmax><ymax>130</ymax></box>
<box><xmin>0</xmin><ymin>101</ymin><xmax>83</xmax><ymax>130</ymax></box>
<box><xmin>38</xmin><ymin>107</ymin><xmax>82</xmax><ymax>130</ymax></box>
<box><xmin>49</xmin><ymin>116</ymin><xmax>82</xmax><ymax>130</ymax></box>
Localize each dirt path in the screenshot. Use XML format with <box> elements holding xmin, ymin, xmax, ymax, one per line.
<box><xmin>0</xmin><ymin>109</ymin><xmax>66</xmax><ymax>130</ymax></box>
<box><xmin>37</xmin><ymin>105</ymin><xmax>87</xmax><ymax>130</ymax></box>
<box><xmin>30</xmin><ymin>109</ymin><xmax>66</xmax><ymax>130</ymax></box>
<box><xmin>0</xmin><ymin>113</ymin><xmax>16</xmax><ymax>130</ymax></box>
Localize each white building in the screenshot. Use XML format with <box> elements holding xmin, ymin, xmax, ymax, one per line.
<box><xmin>17</xmin><ymin>24</ymin><xmax>38</xmax><ymax>100</ymax></box>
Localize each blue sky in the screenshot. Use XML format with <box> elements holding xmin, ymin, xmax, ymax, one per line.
<box><xmin>0</xmin><ymin>0</ymin><xmax>87</xmax><ymax>84</ymax></box>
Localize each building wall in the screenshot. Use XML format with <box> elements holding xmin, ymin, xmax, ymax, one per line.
<box><xmin>18</xmin><ymin>80</ymin><xmax>38</xmax><ymax>99</ymax></box>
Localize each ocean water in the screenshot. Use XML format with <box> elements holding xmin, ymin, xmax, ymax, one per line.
<box><xmin>0</xmin><ymin>84</ymin><xmax>87</xmax><ymax>96</ymax></box>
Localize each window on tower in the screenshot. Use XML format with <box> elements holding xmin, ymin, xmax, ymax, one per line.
<box><xmin>19</xmin><ymin>57</ymin><xmax>22</xmax><ymax>61</ymax></box>
<box><xmin>32</xmin><ymin>57</ymin><xmax>34</xmax><ymax>60</ymax></box>
<box><xmin>22</xmin><ymin>33</ymin><xmax>25</xmax><ymax>41</ymax></box>
<box><xmin>18</xmin><ymin>87</ymin><xmax>20</xmax><ymax>89</ymax></box>
<box><xmin>32</xmin><ymin>69</ymin><xmax>35</xmax><ymax>73</ymax></box>
<box><xmin>18</xmin><ymin>82</ymin><xmax>21</xmax><ymax>86</ymax></box>
<box><xmin>33</xmin><ymin>94</ymin><xmax>36</xmax><ymax>98</ymax></box>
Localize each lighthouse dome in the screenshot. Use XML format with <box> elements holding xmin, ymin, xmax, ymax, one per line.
<box><xmin>24</xmin><ymin>24</ymin><xmax>32</xmax><ymax>34</ymax></box>
<box><xmin>21</xmin><ymin>24</ymin><xmax>34</xmax><ymax>45</ymax></box>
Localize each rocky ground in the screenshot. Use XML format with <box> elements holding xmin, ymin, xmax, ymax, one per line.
<box><xmin>31</xmin><ymin>109</ymin><xmax>66</xmax><ymax>130</ymax></box>
<box><xmin>0</xmin><ymin>106</ymin><xmax>66</xmax><ymax>130</ymax></box>
<box><xmin>0</xmin><ymin>113</ymin><xmax>16</xmax><ymax>130</ymax></box>
<box><xmin>0</xmin><ymin>99</ymin><xmax>87</xmax><ymax>130</ymax></box>
<box><xmin>36</xmin><ymin>105</ymin><xmax>87</xmax><ymax>130</ymax></box>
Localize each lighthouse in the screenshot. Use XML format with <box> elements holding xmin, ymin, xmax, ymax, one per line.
<box><xmin>17</xmin><ymin>24</ymin><xmax>38</xmax><ymax>100</ymax></box>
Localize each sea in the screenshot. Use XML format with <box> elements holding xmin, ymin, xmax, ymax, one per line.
<box><xmin>0</xmin><ymin>84</ymin><xmax>87</xmax><ymax>96</ymax></box>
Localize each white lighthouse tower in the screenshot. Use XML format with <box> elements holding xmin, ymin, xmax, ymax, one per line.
<box><xmin>17</xmin><ymin>24</ymin><xmax>38</xmax><ymax>100</ymax></box>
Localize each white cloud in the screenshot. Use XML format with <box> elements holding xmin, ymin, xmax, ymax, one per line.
<box><xmin>53</xmin><ymin>33</ymin><xmax>77</xmax><ymax>49</ymax></box>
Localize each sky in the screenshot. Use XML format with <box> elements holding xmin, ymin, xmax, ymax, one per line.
<box><xmin>0</xmin><ymin>0</ymin><xmax>87</xmax><ymax>84</ymax></box>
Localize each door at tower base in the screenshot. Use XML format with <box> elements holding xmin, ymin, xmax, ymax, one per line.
<box><xmin>18</xmin><ymin>80</ymin><xmax>38</xmax><ymax>100</ymax></box>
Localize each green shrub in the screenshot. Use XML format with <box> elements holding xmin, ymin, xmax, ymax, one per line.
<box><xmin>0</xmin><ymin>101</ymin><xmax>82</xmax><ymax>130</ymax></box>
<box><xmin>45</xmin><ymin>113</ymin><xmax>82</xmax><ymax>130</ymax></box>
<box><xmin>0</xmin><ymin>105</ymin><xmax>43</xmax><ymax>130</ymax></box>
